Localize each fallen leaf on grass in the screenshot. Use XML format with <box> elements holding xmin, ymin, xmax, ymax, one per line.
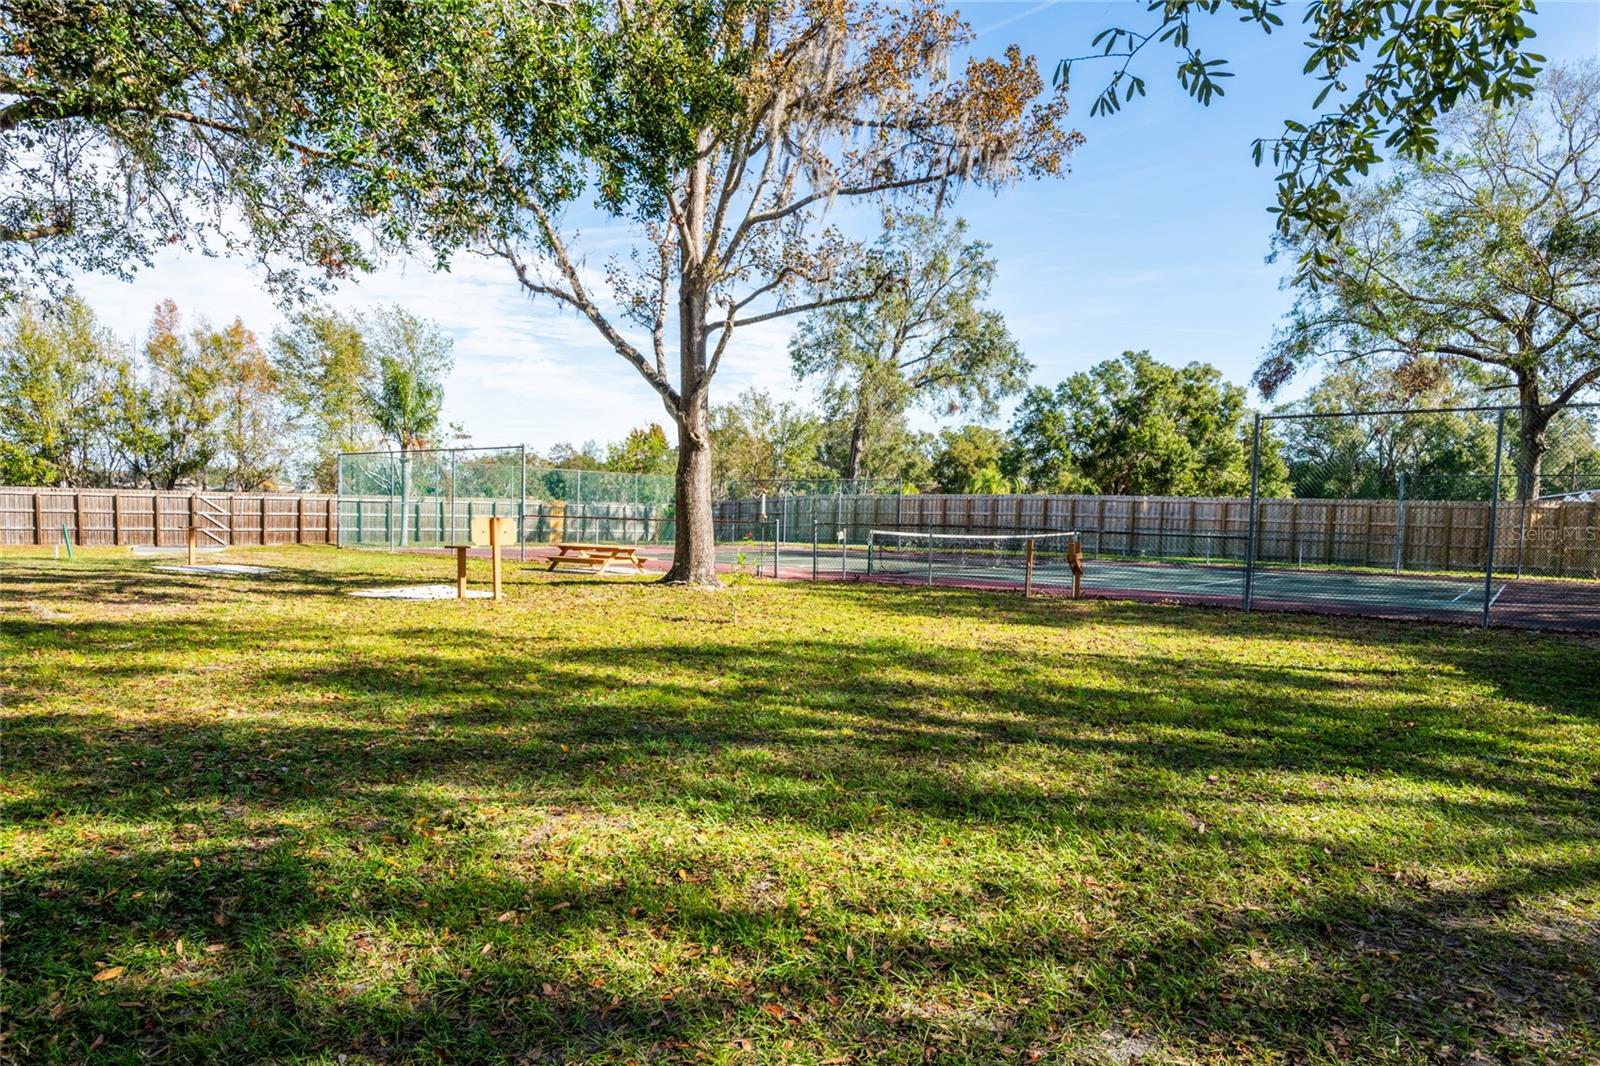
<box><xmin>92</xmin><ymin>966</ymin><xmax>125</xmax><ymax>982</ymax></box>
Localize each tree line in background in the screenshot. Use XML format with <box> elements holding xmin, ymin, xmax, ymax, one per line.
<box><xmin>2</xmin><ymin>0</ymin><xmax>1556</xmax><ymax>584</ymax></box>
<box><xmin>2</xmin><ymin>2</ymin><xmax>1593</xmax><ymax>577</ymax></box>
<box><xmin>0</xmin><ymin>299</ymin><xmax>455</xmax><ymax>492</ymax></box>
<box><xmin>567</xmin><ymin>347</ymin><xmax>1599</xmax><ymax>503</ymax></box>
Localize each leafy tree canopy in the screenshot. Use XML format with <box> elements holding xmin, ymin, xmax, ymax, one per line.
<box><xmin>1005</xmin><ymin>351</ymin><xmax>1284</xmax><ymax>497</ymax></box>
<box><xmin>709</xmin><ymin>388</ymin><xmax>829</xmax><ymax>495</ymax></box>
<box><xmin>932</xmin><ymin>425</ymin><xmax>1011</xmax><ymax>495</ymax></box>
<box><xmin>1259</xmin><ymin>64</ymin><xmax>1600</xmax><ymax>497</ymax></box>
<box><xmin>605</xmin><ymin>424</ymin><xmax>677</xmax><ymax>476</ymax></box>
<box><xmin>790</xmin><ymin>213</ymin><xmax>1032</xmax><ymax>482</ymax></box>
<box><xmin>0</xmin><ymin>0</ymin><xmax>590</xmax><ymax>303</ymax></box>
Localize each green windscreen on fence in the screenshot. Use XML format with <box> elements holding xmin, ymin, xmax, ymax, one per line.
<box><xmin>337</xmin><ymin>448</ymin><xmax>682</xmax><ymax>549</ymax></box>
<box><xmin>338</xmin><ymin>446</ymin><xmax>527</xmax><ymax>550</ymax></box>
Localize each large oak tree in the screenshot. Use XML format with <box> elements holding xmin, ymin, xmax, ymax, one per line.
<box><xmin>480</xmin><ymin>1</ymin><xmax>1078</xmax><ymax>584</ymax></box>
<box><xmin>0</xmin><ymin>0</ymin><xmax>585</xmax><ymax>303</ymax></box>
<box><xmin>1259</xmin><ymin>65</ymin><xmax>1600</xmax><ymax>499</ymax></box>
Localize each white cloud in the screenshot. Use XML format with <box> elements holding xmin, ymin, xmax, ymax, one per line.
<box><xmin>68</xmin><ymin>239</ymin><xmax>806</xmax><ymax>455</ymax></box>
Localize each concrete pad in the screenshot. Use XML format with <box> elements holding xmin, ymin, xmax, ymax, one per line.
<box><xmin>350</xmin><ymin>584</ymin><xmax>492</xmax><ymax>600</ymax></box>
<box><xmin>152</xmin><ymin>564</ymin><xmax>279</xmax><ymax>576</ymax></box>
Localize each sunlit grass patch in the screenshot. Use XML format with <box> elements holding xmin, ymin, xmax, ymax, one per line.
<box><xmin>2</xmin><ymin>545</ymin><xmax>1597</xmax><ymax>1063</ymax></box>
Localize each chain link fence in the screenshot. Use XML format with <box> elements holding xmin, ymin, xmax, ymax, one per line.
<box><xmin>727</xmin><ymin>403</ymin><xmax>1600</xmax><ymax>632</ymax></box>
<box><xmin>337</xmin><ymin>408</ymin><xmax>1598</xmax><ymax>631</ymax></box>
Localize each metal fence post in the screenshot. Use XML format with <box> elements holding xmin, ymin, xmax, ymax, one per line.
<box><xmin>1393</xmin><ymin>472</ymin><xmax>1406</xmax><ymax>574</ymax></box>
<box><xmin>336</xmin><ymin>458</ymin><xmax>344</xmax><ymax>548</ymax></box>
<box><xmin>1483</xmin><ymin>408</ymin><xmax>1507</xmax><ymax>628</ymax></box>
<box><xmin>519</xmin><ymin>445</ymin><xmax>527</xmax><ymax>562</ymax></box>
<box><xmin>1243</xmin><ymin>413</ymin><xmax>1262</xmax><ymax>611</ymax></box>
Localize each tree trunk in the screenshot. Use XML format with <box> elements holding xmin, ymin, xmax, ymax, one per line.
<box><xmin>1514</xmin><ymin>379</ymin><xmax>1548</xmax><ymax>502</ymax></box>
<box><xmin>845</xmin><ymin>393</ymin><xmax>869</xmax><ymax>484</ymax></box>
<box><xmin>665</xmin><ymin>398</ymin><xmax>719</xmax><ymax>585</ymax></box>
<box><xmin>660</xmin><ymin>132</ymin><xmax>722</xmax><ymax>587</ymax></box>
<box><xmin>1514</xmin><ymin>416</ymin><xmax>1547</xmax><ymax>502</ymax></box>
<box><xmin>663</xmin><ymin>265</ymin><xmax>720</xmax><ymax>586</ymax></box>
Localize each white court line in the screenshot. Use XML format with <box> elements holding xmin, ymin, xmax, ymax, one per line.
<box><xmin>1489</xmin><ymin>581</ymin><xmax>1510</xmax><ymax>607</ymax></box>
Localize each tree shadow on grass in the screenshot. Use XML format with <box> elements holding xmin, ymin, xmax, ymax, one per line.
<box><xmin>4</xmin><ymin>566</ymin><xmax>1599</xmax><ymax>1061</ymax></box>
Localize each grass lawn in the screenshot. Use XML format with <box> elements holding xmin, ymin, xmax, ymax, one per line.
<box><xmin>2</xmin><ymin>545</ymin><xmax>1597</xmax><ymax>1064</ymax></box>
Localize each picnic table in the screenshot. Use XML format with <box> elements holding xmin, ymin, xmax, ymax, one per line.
<box><xmin>546</xmin><ymin>542</ymin><xmax>649</xmax><ymax>574</ymax></box>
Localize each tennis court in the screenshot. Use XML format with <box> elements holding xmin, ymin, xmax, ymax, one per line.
<box><xmin>773</xmin><ymin>530</ymin><xmax>1600</xmax><ymax>630</ymax></box>
<box><xmin>437</xmin><ymin>531</ymin><xmax>1600</xmax><ymax>631</ymax></box>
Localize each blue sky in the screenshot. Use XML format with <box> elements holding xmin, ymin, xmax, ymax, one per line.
<box><xmin>74</xmin><ymin>2</ymin><xmax>1600</xmax><ymax>454</ymax></box>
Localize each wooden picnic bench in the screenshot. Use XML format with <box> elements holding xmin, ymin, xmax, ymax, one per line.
<box><xmin>545</xmin><ymin>542</ymin><xmax>648</xmax><ymax>574</ymax></box>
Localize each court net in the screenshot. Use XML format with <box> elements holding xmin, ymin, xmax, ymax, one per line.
<box><xmin>866</xmin><ymin>529</ymin><xmax>1082</xmax><ymax>587</ymax></box>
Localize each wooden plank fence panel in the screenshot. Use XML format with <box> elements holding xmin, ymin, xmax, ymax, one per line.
<box><xmin>0</xmin><ymin>488</ymin><xmax>341</xmax><ymax>548</ymax></box>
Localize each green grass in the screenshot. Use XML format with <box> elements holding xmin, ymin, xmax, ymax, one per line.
<box><xmin>2</xmin><ymin>545</ymin><xmax>1597</xmax><ymax>1064</ymax></box>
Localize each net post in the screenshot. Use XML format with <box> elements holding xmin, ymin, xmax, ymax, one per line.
<box><xmin>1024</xmin><ymin>538</ymin><xmax>1035</xmax><ymax>597</ymax></box>
<box><xmin>812</xmin><ymin>516</ymin><xmax>819</xmax><ymax>581</ymax></box>
<box><xmin>1243</xmin><ymin>413</ymin><xmax>1262</xmax><ymax>612</ymax></box>
<box><xmin>519</xmin><ymin>445</ymin><xmax>527</xmax><ymax>563</ymax></box>
<box><xmin>1483</xmin><ymin>408</ymin><xmax>1507</xmax><ymax>628</ymax></box>
<box><xmin>866</xmin><ymin>530</ymin><xmax>874</xmax><ymax>576</ymax></box>
<box><xmin>927</xmin><ymin>528</ymin><xmax>934</xmax><ymax>586</ymax></box>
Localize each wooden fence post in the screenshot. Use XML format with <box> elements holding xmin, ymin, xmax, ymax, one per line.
<box><xmin>260</xmin><ymin>495</ymin><xmax>268</xmax><ymax>547</ymax></box>
<box><xmin>153</xmin><ymin>494</ymin><xmax>163</xmax><ymax>547</ymax></box>
<box><xmin>327</xmin><ymin>496</ymin><xmax>336</xmax><ymax>544</ymax></box>
<box><xmin>73</xmin><ymin>492</ymin><xmax>85</xmax><ymax>547</ymax></box>
<box><xmin>296</xmin><ymin>497</ymin><xmax>306</xmax><ymax>543</ymax></box>
<box><xmin>32</xmin><ymin>491</ymin><xmax>42</xmax><ymax>546</ymax></box>
<box><xmin>112</xmin><ymin>494</ymin><xmax>122</xmax><ymax>545</ymax></box>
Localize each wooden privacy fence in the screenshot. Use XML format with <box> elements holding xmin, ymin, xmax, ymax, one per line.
<box><xmin>722</xmin><ymin>491</ymin><xmax>1600</xmax><ymax>578</ymax></box>
<box><xmin>0</xmin><ymin>487</ymin><xmax>337</xmax><ymax>548</ymax></box>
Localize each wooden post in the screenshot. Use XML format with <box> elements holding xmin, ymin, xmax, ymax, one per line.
<box><xmin>153</xmin><ymin>494</ymin><xmax>162</xmax><ymax>547</ymax></box>
<box><xmin>1023</xmin><ymin>538</ymin><xmax>1035</xmax><ymax>597</ymax></box>
<box><xmin>112</xmin><ymin>494</ymin><xmax>122</xmax><ymax>545</ymax></box>
<box><xmin>490</xmin><ymin>517</ymin><xmax>504</xmax><ymax>601</ymax></box>
<box><xmin>327</xmin><ymin>496</ymin><xmax>336</xmax><ymax>545</ymax></box>
<box><xmin>1068</xmin><ymin>539</ymin><xmax>1084</xmax><ymax>600</ymax></box>
<box><xmin>296</xmin><ymin>496</ymin><xmax>306</xmax><ymax>544</ymax></box>
<box><xmin>260</xmin><ymin>495</ymin><xmax>268</xmax><ymax>547</ymax></box>
<box><xmin>187</xmin><ymin>524</ymin><xmax>197</xmax><ymax>566</ymax></box>
<box><xmin>73</xmin><ymin>492</ymin><xmax>84</xmax><ymax>548</ymax></box>
<box><xmin>456</xmin><ymin>546</ymin><xmax>468</xmax><ymax>600</ymax></box>
<box><xmin>32</xmin><ymin>492</ymin><xmax>42</xmax><ymax>546</ymax></box>
<box><xmin>188</xmin><ymin>494</ymin><xmax>197</xmax><ymax>559</ymax></box>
